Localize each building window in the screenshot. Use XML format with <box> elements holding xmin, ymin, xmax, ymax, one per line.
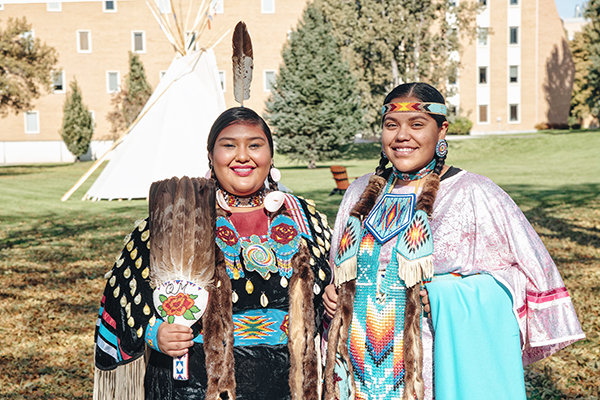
<box><xmin>47</xmin><ymin>2</ymin><xmax>61</xmax><ymax>12</ymax></box>
<box><xmin>478</xmin><ymin>105</ymin><xmax>488</xmax><ymax>123</ymax></box>
<box><xmin>509</xmin><ymin>66</ymin><xmax>519</xmax><ymax>83</ymax></box>
<box><xmin>160</xmin><ymin>70</ymin><xmax>167</xmax><ymax>80</ymax></box>
<box><xmin>52</xmin><ymin>71</ymin><xmax>66</xmax><ymax>93</ymax></box>
<box><xmin>0</xmin><ymin>4</ymin><xmax>4</xmax><ymax>10</ymax></box>
<box><xmin>214</xmin><ymin>0</ymin><xmax>223</xmax><ymax>14</ymax></box>
<box><xmin>478</xmin><ymin>28</ymin><xmax>488</xmax><ymax>46</ymax></box>
<box><xmin>132</xmin><ymin>31</ymin><xmax>146</xmax><ymax>53</ymax></box>
<box><xmin>157</xmin><ymin>0</ymin><xmax>171</xmax><ymax>14</ymax></box>
<box><xmin>478</xmin><ymin>0</ymin><xmax>487</xmax><ymax>5</ymax></box>
<box><xmin>219</xmin><ymin>71</ymin><xmax>226</xmax><ymax>92</ymax></box>
<box><xmin>509</xmin><ymin>27</ymin><xmax>519</xmax><ymax>45</ymax></box>
<box><xmin>103</xmin><ymin>0</ymin><xmax>117</xmax><ymax>12</ymax></box>
<box><xmin>261</xmin><ymin>0</ymin><xmax>275</xmax><ymax>14</ymax></box>
<box><xmin>478</xmin><ymin>67</ymin><xmax>487</xmax><ymax>84</ymax></box>
<box><xmin>509</xmin><ymin>104</ymin><xmax>519</xmax><ymax>122</ymax></box>
<box><xmin>77</xmin><ymin>30</ymin><xmax>92</xmax><ymax>53</ymax></box>
<box><xmin>510</xmin><ymin>0</ymin><xmax>518</xmax><ymax>5</ymax></box>
<box><xmin>263</xmin><ymin>70</ymin><xmax>276</xmax><ymax>92</ymax></box>
<box><xmin>106</xmin><ymin>71</ymin><xmax>120</xmax><ymax>93</ymax></box>
<box><xmin>25</xmin><ymin>111</ymin><xmax>40</xmax><ymax>134</ymax></box>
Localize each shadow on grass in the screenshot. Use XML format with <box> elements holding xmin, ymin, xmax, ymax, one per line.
<box><xmin>0</xmin><ymin>209</ymin><xmax>141</xmax><ymax>256</ymax></box>
<box><xmin>0</xmin><ymin>164</ymin><xmax>72</xmax><ymax>177</ymax></box>
<box><xmin>504</xmin><ymin>183</ymin><xmax>600</xmax><ymax>249</ymax></box>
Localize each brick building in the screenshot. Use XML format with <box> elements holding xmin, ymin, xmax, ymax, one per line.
<box><xmin>0</xmin><ymin>0</ymin><xmax>573</xmax><ymax>164</ymax></box>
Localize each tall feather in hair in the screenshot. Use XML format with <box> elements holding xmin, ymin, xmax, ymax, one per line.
<box><xmin>232</xmin><ymin>21</ymin><xmax>253</xmax><ymax>106</ymax></box>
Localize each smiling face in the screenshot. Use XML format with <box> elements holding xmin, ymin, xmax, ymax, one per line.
<box><xmin>381</xmin><ymin>96</ymin><xmax>448</xmax><ymax>174</ymax></box>
<box><xmin>209</xmin><ymin>123</ymin><xmax>272</xmax><ymax>197</ymax></box>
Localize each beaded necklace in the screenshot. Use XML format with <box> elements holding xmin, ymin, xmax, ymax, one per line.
<box><xmin>391</xmin><ymin>159</ymin><xmax>436</xmax><ymax>183</ymax></box>
<box><xmin>217</xmin><ymin>186</ymin><xmax>266</xmax><ymax>208</ymax></box>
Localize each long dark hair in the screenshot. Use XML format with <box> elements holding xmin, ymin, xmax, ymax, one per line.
<box><xmin>377</xmin><ymin>82</ymin><xmax>447</xmax><ymax>176</ymax></box>
<box><xmin>207</xmin><ymin>107</ymin><xmax>278</xmax><ymax>191</ymax></box>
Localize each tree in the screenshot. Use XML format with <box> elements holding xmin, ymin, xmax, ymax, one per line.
<box><xmin>60</xmin><ymin>79</ymin><xmax>94</xmax><ymax>161</ymax></box>
<box><xmin>264</xmin><ymin>3</ymin><xmax>365</xmax><ymax>168</ymax></box>
<box><xmin>569</xmin><ymin>30</ymin><xmax>592</xmax><ymax>125</ymax></box>
<box><xmin>584</xmin><ymin>0</ymin><xmax>600</xmax><ymax>120</ymax></box>
<box><xmin>0</xmin><ymin>17</ymin><xmax>58</xmax><ymax>117</ymax></box>
<box><xmin>316</xmin><ymin>0</ymin><xmax>478</xmax><ymax>132</ymax></box>
<box><xmin>107</xmin><ymin>52</ymin><xmax>153</xmax><ymax>138</ymax></box>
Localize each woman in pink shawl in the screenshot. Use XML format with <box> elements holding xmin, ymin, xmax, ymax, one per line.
<box><xmin>322</xmin><ymin>82</ymin><xmax>584</xmax><ymax>400</ymax></box>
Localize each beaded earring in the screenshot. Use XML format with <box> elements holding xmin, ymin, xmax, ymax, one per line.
<box><xmin>435</xmin><ymin>139</ymin><xmax>448</xmax><ymax>159</ymax></box>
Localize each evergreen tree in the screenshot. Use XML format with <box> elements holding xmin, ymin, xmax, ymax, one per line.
<box><xmin>264</xmin><ymin>3</ymin><xmax>364</xmax><ymax>168</ymax></box>
<box><xmin>316</xmin><ymin>0</ymin><xmax>478</xmax><ymax>132</ymax></box>
<box><xmin>569</xmin><ymin>30</ymin><xmax>592</xmax><ymax>125</ymax></box>
<box><xmin>584</xmin><ymin>0</ymin><xmax>600</xmax><ymax>119</ymax></box>
<box><xmin>60</xmin><ymin>79</ymin><xmax>93</xmax><ymax>161</ymax></box>
<box><xmin>0</xmin><ymin>17</ymin><xmax>58</xmax><ymax>117</ymax></box>
<box><xmin>107</xmin><ymin>52</ymin><xmax>152</xmax><ymax>138</ymax></box>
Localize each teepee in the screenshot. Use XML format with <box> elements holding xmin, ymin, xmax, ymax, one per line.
<box><xmin>62</xmin><ymin>0</ymin><xmax>226</xmax><ymax>201</ymax></box>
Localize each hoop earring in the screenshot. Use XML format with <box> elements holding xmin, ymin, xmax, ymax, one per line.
<box><xmin>435</xmin><ymin>139</ymin><xmax>448</xmax><ymax>158</ymax></box>
<box><xmin>270</xmin><ymin>166</ymin><xmax>281</xmax><ymax>182</ymax></box>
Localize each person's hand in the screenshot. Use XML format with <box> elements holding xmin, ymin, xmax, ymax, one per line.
<box><xmin>323</xmin><ymin>284</ymin><xmax>338</xmax><ymax>318</ymax></box>
<box><xmin>157</xmin><ymin>323</ymin><xmax>194</xmax><ymax>357</ymax></box>
<box><xmin>420</xmin><ymin>288</ymin><xmax>431</xmax><ymax>315</ymax></box>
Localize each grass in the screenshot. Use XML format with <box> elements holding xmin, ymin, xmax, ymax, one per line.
<box><xmin>0</xmin><ymin>130</ymin><xmax>598</xmax><ymax>398</ymax></box>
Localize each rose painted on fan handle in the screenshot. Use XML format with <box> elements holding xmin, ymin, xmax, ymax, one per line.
<box><xmin>270</xmin><ymin>223</ymin><xmax>297</xmax><ymax>245</ymax></box>
<box><xmin>217</xmin><ymin>226</ymin><xmax>238</xmax><ymax>246</ymax></box>
<box><xmin>162</xmin><ymin>292</ymin><xmax>194</xmax><ymax>316</ymax></box>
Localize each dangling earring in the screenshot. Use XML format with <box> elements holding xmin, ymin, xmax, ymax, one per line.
<box><xmin>205</xmin><ymin>160</ymin><xmax>213</xmax><ymax>179</ymax></box>
<box><xmin>270</xmin><ymin>165</ymin><xmax>281</xmax><ymax>182</ymax></box>
<box><xmin>435</xmin><ymin>139</ymin><xmax>448</xmax><ymax>158</ymax></box>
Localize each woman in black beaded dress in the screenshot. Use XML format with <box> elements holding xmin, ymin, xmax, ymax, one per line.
<box><xmin>93</xmin><ymin>107</ymin><xmax>332</xmax><ymax>400</ymax></box>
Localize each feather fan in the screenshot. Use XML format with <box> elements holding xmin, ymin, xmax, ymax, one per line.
<box><xmin>232</xmin><ymin>21</ymin><xmax>253</xmax><ymax>106</ymax></box>
<box><xmin>149</xmin><ymin>176</ymin><xmax>216</xmax><ymax>380</ymax></box>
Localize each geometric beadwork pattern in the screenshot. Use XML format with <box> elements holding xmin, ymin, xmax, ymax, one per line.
<box><xmin>365</xmin><ymin>299</ymin><xmax>395</xmax><ymax>366</ymax></box>
<box><xmin>348</xmin><ymin>215</ymin><xmax>408</xmax><ymax>400</ymax></box>
<box><xmin>381</xmin><ymin>101</ymin><xmax>447</xmax><ymax>116</ymax></box>
<box><xmin>364</xmin><ymin>194</ymin><xmax>416</xmax><ymax>244</ymax></box>
<box><xmin>395</xmin><ymin>209</ymin><xmax>433</xmax><ymax>262</ymax></box>
<box><xmin>335</xmin><ymin>216</ymin><xmax>362</xmax><ymax>267</ymax></box>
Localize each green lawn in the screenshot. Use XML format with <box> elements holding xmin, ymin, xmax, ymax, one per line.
<box><xmin>0</xmin><ymin>130</ymin><xmax>598</xmax><ymax>399</ymax></box>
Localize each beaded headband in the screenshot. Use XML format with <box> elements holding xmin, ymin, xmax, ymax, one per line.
<box><xmin>381</xmin><ymin>102</ymin><xmax>447</xmax><ymax>116</ymax></box>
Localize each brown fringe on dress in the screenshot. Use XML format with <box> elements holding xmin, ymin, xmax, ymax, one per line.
<box><xmin>93</xmin><ymin>356</ymin><xmax>146</xmax><ymax>400</ymax></box>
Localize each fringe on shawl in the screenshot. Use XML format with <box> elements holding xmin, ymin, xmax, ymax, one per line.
<box><xmin>397</xmin><ymin>255</ymin><xmax>434</xmax><ymax>290</ymax></box>
<box><xmin>93</xmin><ymin>357</ymin><xmax>146</xmax><ymax>400</ymax></box>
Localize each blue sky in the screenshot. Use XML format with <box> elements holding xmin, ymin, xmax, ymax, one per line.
<box><xmin>555</xmin><ymin>0</ymin><xmax>584</xmax><ymax>19</ymax></box>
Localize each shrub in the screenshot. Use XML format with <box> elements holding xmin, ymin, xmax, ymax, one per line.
<box><xmin>447</xmin><ymin>116</ymin><xmax>473</xmax><ymax>135</ymax></box>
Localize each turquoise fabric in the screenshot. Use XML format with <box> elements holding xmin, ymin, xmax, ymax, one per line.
<box><xmin>425</xmin><ymin>274</ymin><xmax>526</xmax><ymax>400</ymax></box>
